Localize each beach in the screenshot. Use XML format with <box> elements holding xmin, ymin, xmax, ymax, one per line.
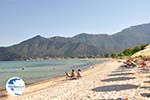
<box><xmin>1</xmin><ymin>59</ymin><xmax>150</xmax><ymax>100</ymax></box>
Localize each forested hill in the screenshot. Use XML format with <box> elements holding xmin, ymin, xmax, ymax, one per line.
<box><xmin>0</xmin><ymin>23</ymin><xmax>150</xmax><ymax>60</ymax></box>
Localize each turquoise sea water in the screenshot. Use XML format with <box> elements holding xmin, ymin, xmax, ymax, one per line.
<box><xmin>0</xmin><ymin>59</ymin><xmax>106</xmax><ymax>88</ymax></box>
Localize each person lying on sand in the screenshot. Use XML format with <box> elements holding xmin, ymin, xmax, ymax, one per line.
<box><xmin>122</xmin><ymin>59</ymin><xmax>137</xmax><ymax>68</ymax></box>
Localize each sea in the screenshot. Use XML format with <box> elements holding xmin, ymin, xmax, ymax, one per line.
<box><xmin>0</xmin><ymin>59</ymin><xmax>107</xmax><ymax>88</ymax></box>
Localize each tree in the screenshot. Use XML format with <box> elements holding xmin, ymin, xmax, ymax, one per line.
<box><xmin>111</xmin><ymin>53</ymin><xmax>118</xmax><ymax>58</ymax></box>
<box><xmin>104</xmin><ymin>53</ymin><xmax>109</xmax><ymax>58</ymax></box>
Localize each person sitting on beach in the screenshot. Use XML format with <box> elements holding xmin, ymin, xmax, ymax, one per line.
<box><xmin>77</xmin><ymin>69</ymin><xmax>82</xmax><ymax>78</ymax></box>
<box><xmin>65</xmin><ymin>69</ymin><xmax>77</xmax><ymax>79</ymax></box>
<box><xmin>70</xmin><ymin>69</ymin><xmax>77</xmax><ymax>79</ymax></box>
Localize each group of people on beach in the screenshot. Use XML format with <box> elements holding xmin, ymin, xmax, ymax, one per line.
<box><xmin>65</xmin><ymin>69</ymin><xmax>82</xmax><ymax>79</ymax></box>
<box><xmin>122</xmin><ymin>56</ymin><xmax>150</xmax><ymax>69</ymax></box>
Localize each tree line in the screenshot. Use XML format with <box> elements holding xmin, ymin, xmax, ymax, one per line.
<box><xmin>111</xmin><ymin>44</ymin><xmax>148</xmax><ymax>58</ymax></box>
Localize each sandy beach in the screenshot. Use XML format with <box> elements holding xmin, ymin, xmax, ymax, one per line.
<box><xmin>1</xmin><ymin>59</ymin><xmax>150</xmax><ymax>100</ymax></box>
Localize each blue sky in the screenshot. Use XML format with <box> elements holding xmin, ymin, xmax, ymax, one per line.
<box><xmin>0</xmin><ymin>0</ymin><xmax>150</xmax><ymax>46</ymax></box>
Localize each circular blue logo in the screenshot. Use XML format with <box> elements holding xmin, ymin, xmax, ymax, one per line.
<box><xmin>6</xmin><ymin>77</ymin><xmax>25</xmax><ymax>96</ymax></box>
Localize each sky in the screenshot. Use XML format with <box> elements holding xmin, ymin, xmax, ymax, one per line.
<box><xmin>0</xmin><ymin>0</ymin><xmax>150</xmax><ymax>46</ymax></box>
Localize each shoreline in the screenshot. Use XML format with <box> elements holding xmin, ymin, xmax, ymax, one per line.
<box><xmin>8</xmin><ymin>59</ymin><xmax>121</xmax><ymax>100</ymax></box>
<box><xmin>0</xmin><ymin>58</ymin><xmax>115</xmax><ymax>99</ymax></box>
<box><xmin>0</xmin><ymin>58</ymin><xmax>111</xmax><ymax>87</ymax></box>
<box><xmin>0</xmin><ymin>57</ymin><xmax>112</xmax><ymax>62</ymax></box>
<box><xmin>20</xmin><ymin>58</ymin><xmax>112</xmax><ymax>86</ymax></box>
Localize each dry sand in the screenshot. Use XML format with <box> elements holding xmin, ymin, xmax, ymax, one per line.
<box><xmin>2</xmin><ymin>60</ymin><xmax>150</xmax><ymax>100</ymax></box>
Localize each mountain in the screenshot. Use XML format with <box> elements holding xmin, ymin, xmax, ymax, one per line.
<box><xmin>0</xmin><ymin>23</ymin><xmax>150</xmax><ymax>60</ymax></box>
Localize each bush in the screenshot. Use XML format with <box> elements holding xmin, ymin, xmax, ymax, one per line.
<box><xmin>111</xmin><ymin>44</ymin><xmax>148</xmax><ymax>58</ymax></box>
